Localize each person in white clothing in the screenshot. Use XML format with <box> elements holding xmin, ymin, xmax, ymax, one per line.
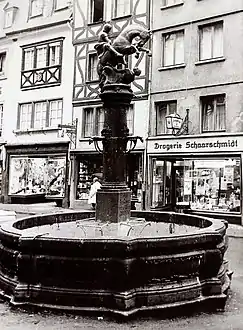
<box><xmin>88</xmin><ymin>177</ymin><xmax>101</xmax><ymax>209</ymax></box>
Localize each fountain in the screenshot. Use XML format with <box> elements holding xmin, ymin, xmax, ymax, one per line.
<box><xmin>0</xmin><ymin>24</ymin><xmax>232</xmax><ymax>317</ymax></box>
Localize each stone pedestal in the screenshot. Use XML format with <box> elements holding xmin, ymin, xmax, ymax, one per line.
<box><xmin>95</xmin><ymin>84</ymin><xmax>133</xmax><ymax>223</ymax></box>
<box><xmin>96</xmin><ymin>185</ymin><xmax>131</xmax><ymax>223</ymax></box>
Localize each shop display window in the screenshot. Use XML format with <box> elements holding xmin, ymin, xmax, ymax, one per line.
<box><xmin>9</xmin><ymin>156</ymin><xmax>66</xmax><ymax>197</ymax></box>
<box><xmin>151</xmin><ymin>160</ymin><xmax>172</xmax><ymax>208</ymax></box>
<box><xmin>178</xmin><ymin>158</ymin><xmax>241</xmax><ymax>213</ymax></box>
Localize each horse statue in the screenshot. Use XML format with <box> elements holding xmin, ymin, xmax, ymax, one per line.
<box><xmin>95</xmin><ymin>23</ymin><xmax>151</xmax><ymax>88</ymax></box>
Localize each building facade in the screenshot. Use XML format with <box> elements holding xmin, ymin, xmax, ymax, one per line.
<box><xmin>148</xmin><ymin>0</ymin><xmax>243</xmax><ymax>224</ymax></box>
<box><xmin>0</xmin><ymin>0</ymin><xmax>74</xmax><ymax>206</ymax></box>
<box><xmin>70</xmin><ymin>0</ymin><xmax>151</xmax><ymax>209</ymax></box>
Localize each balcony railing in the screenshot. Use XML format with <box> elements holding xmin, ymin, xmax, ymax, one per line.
<box><xmin>21</xmin><ymin>65</ymin><xmax>61</xmax><ymax>90</ymax></box>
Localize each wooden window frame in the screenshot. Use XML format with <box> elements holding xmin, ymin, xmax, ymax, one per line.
<box><xmin>162</xmin><ymin>30</ymin><xmax>184</xmax><ymax>67</ymax></box>
<box><xmin>201</xmin><ymin>94</ymin><xmax>226</xmax><ymax>133</ymax></box>
<box><xmin>87</xmin><ymin>52</ymin><xmax>99</xmax><ymax>82</ymax></box>
<box><xmin>89</xmin><ymin>0</ymin><xmax>104</xmax><ymax>24</ymax></box>
<box><xmin>199</xmin><ymin>21</ymin><xmax>223</xmax><ymax>61</ymax></box>
<box><xmin>156</xmin><ymin>101</ymin><xmax>177</xmax><ymax>135</ymax></box>
<box><xmin>17</xmin><ymin>98</ymin><xmax>63</xmax><ymax>131</ymax></box>
<box><xmin>29</xmin><ymin>0</ymin><xmax>44</xmax><ymax>18</ymax></box>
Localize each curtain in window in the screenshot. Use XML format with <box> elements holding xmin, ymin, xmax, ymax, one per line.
<box><xmin>174</xmin><ymin>32</ymin><xmax>184</xmax><ymax>64</ymax></box>
<box><xmin>200</xmin><ymin>26</ymin><xmax>212</xmax><ymax>60</ymax></box>
<box><xmin>97</xmin><ymin>108</ymin><xmax>104</xmax><ymax>136</ymax></box>
<box><xmin>36</xmin><ymin>46</ymin><xmax>47</xmax><ymax>68</ymax></box>
<box><xmin>49</xmin><ymin>43</ymin><xmax>61</xmax><ymax>66</ymax></box>
<box><xmin>126</xmin><ymin>106</ymin><xmax>134</xmax><ymax>135</ymax></box>
<box><xmin>115</xmin><ymin>0</ymin><xmax>130</xmax><ymax>17</ymax></box>
<box><xmin>24</xmin><ymin>49</ymin><xmax>34</xmax><ymax>70</ymax></box>
<box><xmin>84</xmin><ymin>108</ymin><xmax>94</xmax><ymax>137</ymax></box>
<box><xmin>34</xmin><ymin>102</ymin><xmax>47</xmax><ymax>128</ymax></box>
<box><xmin>213</xmin><ymin>24</ymin><xmax>223</xmax><ymax>58</ymax></box>
<box><xmin>164</xmin><ymin>34</ymin><xmax>175</xmax><ymax>66</ymax></box>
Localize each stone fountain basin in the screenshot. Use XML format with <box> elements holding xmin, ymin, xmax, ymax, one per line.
<box><xmin>0</xmin><ymin>210</ymin><xmax>231</xmax><ymax>316</ymax></box>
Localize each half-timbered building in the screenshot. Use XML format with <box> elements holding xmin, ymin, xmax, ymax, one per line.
<box><xmin>70</xmin><ymin>0</ymin><xmax>151</xmax><ymax>209</ymax></box>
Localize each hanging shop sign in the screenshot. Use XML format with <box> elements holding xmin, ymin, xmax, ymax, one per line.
<box><xmin>147</xmin><ymin>135</ymin><xmax>243</xmax><ymax>154</ymax></box>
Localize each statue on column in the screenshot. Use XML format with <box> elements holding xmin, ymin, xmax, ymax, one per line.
<box><xmin>94</xmin><ymin>23</ymin><xmax>151</xmax><ymax>89</ymax></box>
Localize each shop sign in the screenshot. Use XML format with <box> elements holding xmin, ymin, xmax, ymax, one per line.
<box><xmin>148</xmin><ymin>136</ymin><xmax>243</xmax><ymax>154</ymax></box>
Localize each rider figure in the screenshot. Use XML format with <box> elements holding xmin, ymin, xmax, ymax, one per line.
<box><xmin>96</xmin><ymin>23</ymin><xmax>123</xmax><ymax>59</ymax></box>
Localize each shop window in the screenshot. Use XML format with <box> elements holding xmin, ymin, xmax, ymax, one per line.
<box><xmin>156</xmin><ymin>101</ymin><xmax>177</xmax><ymax>135</ymax></box>
<box><xmin>21</xmin><ymin>39</ymin><xmax>63</xmax><ymax>89</ymax></box>
<box><xmin>9</xmin><ymin>156</ymin><xmax>66</xmax><ymax>197</ymax></box>
<box><xmin>0</xmin><ymin>52</ymin><xmax>6</xmax><ymax>77</ymax></box>
<box><xmin>90</xmin><ymin>0</ymin><xmax>104</xmax><ymax>23</ymax></box>
<box><xmin>175</xmin><ymin>158</ymin><xmax>241</xmax><ymax>213</ymax></box>
<box><xmin>151</xmin><ymin>159</ymin><xmax>172</xmax><ymax>208</ymax></box>
<box><xmin>201</xmin><ymin>94</ymin><xmax>226</xmax><ymax>132</ymax></box>
<box><xmin>114</xmin><ymin>0</ymin><xmax>130</xmax><ymax>17</ymax></box>
<box><xmin>162</xmin><ymin>30</ymin><xmax>184</xmax><ymax>67</ymax></box>
<box><xmin>87</xmin><ymin>53</ymin><xmax>99</xmax><ymax>81</ymax></box>
<box><xmin>18</xmin><ymin>99</ymin><xmax>63</xmax><ymax>131</ymax></box>
<box><xmin>199</xmin><ymin>22</ymin><xmax>223</xmax><ymax>61</ymax></box>
<box><xmin>0</xmin><ymin>104</ymin><xmax>3</xmax><ymax>137</ymax></box>
<box><xmin>29</xmin><ymin>0</ymin><xmax>43</xmax><ymax>17</ymax></box>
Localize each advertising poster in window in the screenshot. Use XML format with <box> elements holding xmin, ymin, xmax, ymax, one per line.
<box><xmin>9</xmin><ymin>156</ymin><xmax>66</xmax><ymax>197</ymax></box>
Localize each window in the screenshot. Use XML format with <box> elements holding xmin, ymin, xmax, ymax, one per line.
<box><xmin>18</xmin><ymin>99</ymin><xmax>63</xmax><ymax>131</ymax></box>
<box><xmin>199</xmin><ymin>22</ymin><xmax>223</xmax><ymax>61</ymax></box>
<box><xmin>114</xmin><ymin>0</ymin><xmax>130</xmax><ymax>17</ymax></box>
<box><xmin>163</xmin><ymin>31</ymin><xmax>184</xmax><ymax>66</ymax></box>
<box><xmin>0</xmin><ymin>53</ymin><xmax>6</xmax><ymax>76</ymax></box>
<box><xmin>29</xmin><ymin>0</ymin><xmax>43</xmax><ymax>17</ymax></box>
<box><xmin>36</xmin><ymin>45</ymin><xmax>47</xmax><ymax>68</ymax></box>
<box><xmin>19</xmin><ymin>104</ymin><xmax>32</xmax><ymax>130</ymax></box>
<box><xmin>126</xmin><ymin>105</ymin><xmax>134</xmax><ymax>135</ymax></box>
<box><xmin>162</xmin><ymin>0</ymin><xmax>183</xmax><ymax>6</ymax></box>
<box><xmin>4</xmin><ymin>10</ymin><xmax>13</xmax><ymax>28</ymax></box>
<box><xmin>83</xmin><ymin>108</ymin><xmax>94</xmax><ymax>137</ymax></box>
<box><xmin>49</xmin><ymin>42</ymin><xmax>61</xmax><ymax>65</ymax></box>
<box><xmin>54</xmin><ymin>0</ymin><xmax>69</xmax><ymax>10</ymax></box>
<box><xmin>90</xmin><ymin>0</ymin><xmax>104</xmax><ymax>23</ymax></box>
<box><xmin>97</xmin><ymin>107</ymin><xmax>104</xmax><ymax>136</ymax></box>
<box><xmin>83</xmin><ymin>106</ymin><xmax>134</xmax><ymax>137</ymax></box>
<box><xmin>0</xmin><ymin>104</ymin><xmax>3</xmax><ymax>137</ymax></box>
<box><xmin>87</xmin><ymin>53</ymin><xmax>99</xmax><ymax>81</ymax></box>
<box><xmin>21</xmin><ymin>39</ymin><xmax>63</xmax><ymax>89</ymax></box>
<box><xmin>156</xmin><ymin>101</ymin><xmax>177</xmax><ymax>135</ymax></box>
<box><xmin>175</xmin><ymin>158</ymin><xmax>241</xmax><ymax>213</ymax></box>
<box><xmin>23</xmin><ymin>40</ymin><xmax>62</xmax><ymax>70</ymax></box>
<box><xmin>49</xmin><ymin>100</ymin><xmax>63</xmax><ymax>127</ymax></box>
<box><xmin>201</xmin><ymin>94</ymin><xmax>226</xmax><ymax>132</ymax></box>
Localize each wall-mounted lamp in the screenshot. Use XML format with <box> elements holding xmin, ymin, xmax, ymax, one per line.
<box><xmin>165</xmin><ymin>108</ymin><xmax>189</xmax><ymax>136</ymax></box>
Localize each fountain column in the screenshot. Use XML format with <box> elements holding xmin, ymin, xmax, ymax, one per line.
<box><xmin>92</xmin><ymin>23</ymin><xmax>151</xmax><ymax>223</ymax></box>
<box><xmin>95</xmin><ymin>83</ymin><xmax>133</xmax><ymax>223</ymax></box>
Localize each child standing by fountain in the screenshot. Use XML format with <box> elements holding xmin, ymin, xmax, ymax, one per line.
<box><xmin>88</xmin><ymin>177</ymin><xmax>101</xmax><ymax>209</ymax></box>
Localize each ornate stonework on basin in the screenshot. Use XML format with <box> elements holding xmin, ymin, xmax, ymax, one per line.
<box><xmin>0</xmin><ymin>211</ymin><xmax>231</xmax><ymax>316</ymax></box>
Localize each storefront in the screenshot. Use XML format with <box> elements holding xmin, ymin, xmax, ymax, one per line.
<box><xmin>3</xmin><ymin>142</ymin><xmax>70</xmax><ymax>207</ymax></box>
<box><xmin>147</xmin><ymin>133</ymin><xmax>243</xmax><ymax>225</ymax></box>
<box><xmin>70</xmin><ymin>151</ymin><xmax>144</xmax><ymax>209</ymax></box>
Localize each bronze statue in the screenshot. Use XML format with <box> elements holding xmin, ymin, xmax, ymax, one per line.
<box><xmin>95</xmin><ymin>23</ymin><xmax>151</xmax><ymax>88</ymax></box>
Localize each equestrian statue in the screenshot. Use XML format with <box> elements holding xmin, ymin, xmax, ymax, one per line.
<box><xmin>94</xmin><ymin>23</ymin><xmax>151</xmax><ymax>89</ymax></box>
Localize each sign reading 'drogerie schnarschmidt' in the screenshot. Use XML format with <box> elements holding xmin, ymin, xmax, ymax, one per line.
<box><xmin>147</xmin><ymin>136</ymin><xmax>243</xmax><ymax>154</ymax></box>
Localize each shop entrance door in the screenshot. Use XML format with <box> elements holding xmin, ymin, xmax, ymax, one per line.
<box><xmin>151</xmin><ymin>159</ymin><xmax>173</xmax><ymax>209</ymax></box>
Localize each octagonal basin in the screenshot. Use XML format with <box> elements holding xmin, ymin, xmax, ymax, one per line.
<box><xmin>0</xmin><ymin>210</ymin><xmax>232</xmax><ymax>316</ymax></box>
